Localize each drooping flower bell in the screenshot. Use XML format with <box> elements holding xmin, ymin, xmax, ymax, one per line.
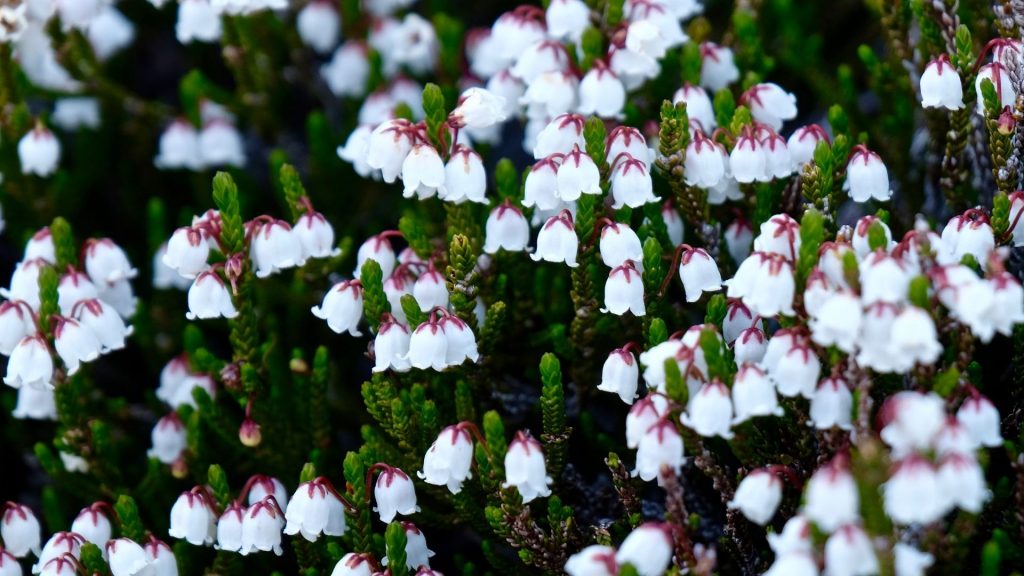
<box><xmin>296</xmin><ymin>0</ymin><xmax>339</xmax><ymax>54</ymax></box>
<box><xmin>164</xmin><ymin>226</ymin><xmax>210</xmax><ymax>279</ymax></box>
<box><xmin>53</xmin><ymin>316</ymin><xmax>102</xmax><ymax>375</ymax></box>
<box><xmin>809</xmin><ymin>377</ymin><xmax>853</xmax><ymax>431</ymax></box>
<box><xmin>412</xmin><ymin>266</ymin><xmax>449</xmax><ymax>312</ymax></box>
<box><xmin>975</xmin><ymin>62</ymin><xmax>1016</xmax><ymax>115</ymax></box>
<box><xmin>683</xmin><ymin>131</ymin><xmax>726</xmax><ymax>188</ymax></box>
<box><xmin>625</xmin><ymin>394</ymin><xmax>668</xmax><ymax>449</ymax></box>
<box><xmin>311</xmin><ymin>279</ymin><xmax>363</xmax><ymax>336</ymax></box>
<box><xmin>148</xmin><ymin>412</ymin><xmax>187</xmax><ymax>464</ymax></box>
<box><xmin>809</xmin><ymin>290</ymin><xmax>862</xmax><ymax>354</ymax></box>
<box><xmin>845</xmin><ymin>145</ymin><xmax>891</xmax><ymax>202</ymax></box>
<box><xmin>598</xmin><ymin>346</ymin><xmax>640</xmax><ymax>404</ymax></box>
<box><xmin>728</xmin><ymin>468</ymin><xmax>783</xmax><ymax>525</ymax></box>
<box><xmin>565</xmin><ymin>545</ymin><xmax>617</xmax><ymax>576</ymax></box>
<box><xmin>772</xmin><ymin>343</ymin><xmax>821</xmax><ymax>399</ymax></box>
<box><xmin>523</xmin><ymin>157</ymin><xmax>562</xmax><ymax>210</ymax></box>
<box><xmin>633</xmin><ymin>418</ymin><xmax>685</xmax><ymax>482</ymax></box>
<box><xmin>957</xmin><ymin>395</ymin><xmax>1003</xmax><ymax>448</ymax></box>
<box><xmin>699</xmin><ymin>42</ymin><xmax>739</xmax><ymax>91</ymax></box>
<box><xmin>533</xmin><ymin>113</ymin><xmax>586</xmax><ymax>159</ymax></box>
<box><xmin>741</xmin><ymin>83</ymin><xmax>798</xmax><ymax>131</ymax></box>
<box><xmin>372</xmin><ymin>465</ymin><xmax>422</xmax><ymax>522</ymax></box>
<box><xmin>484</xmin><ymin>201</ymin><xmax>530</xmax><ymax>254</ymax></box>
<box><xmin>802</xmin><ymin>458</ymin><xmax>860</xmax><ymax>533</ymax></box>
<box><xmin>71</xmin><ymin>504</ymin><xmax>112</xmax><ymax>549</ymax></box>
<box><xmin>673</xmin><ymin>84</ymin><xmax>716</xmax><ymax>132</ymax></box>
<box><xmin>883</xmin><ymin>456</ymin><xmax>951</xmax><ymax>525</ymax></box>
<box><xmin>1</xmin><ymin>503</ymin><xmax>41</xmax><ymax>557</ymax></box>
<box><xmin>681</xmin><ymin>381</ymin><xmax>734</xmax><ymax>439</ymax></box>
<box><xmin>502</xmin><ymin>431</ymin><xmax>552</xmax><ymax>503</ymax></box>
<box><xmin>373</xmin><ymin>316</ymin><xmax>411</xmax><ymax>373</ymax></box>
<box><xmin>440</xmin><ymin>314</ymin><xmax>479</xmax><ymax>366</ymax></box>
<box><xmin>879</xmin><ymin>391</ymin><xmax>946</xmax><ymax>457</ymax></box>
<box><xmin>598</xmin><ymin>222</ymin><xmax>643</xmax><ymax>269</ymax></box>
<box><xmin>578</xmin><ymin>64</ymin><xmax>626</xmax><ymax>119</ymax></box>
<box><xmin>215</xmin><ymin>502</ymin><xmax>244</xmax><ymax>553</ymax></box>
<box><xmin>187</xmin><ymin>271</ymin><xmax>238</xmax><ymax>321</ymax></box>
<box><xmin>602</xmin><ymin>262</ymin><xmax>646</xmax><ymax>316</ymax></box>
<box><xmin>4</xmin><ymin>334</ymin><xmax>53</xmax><ymax>390</ymax></box>
<box><xmin>283</xmin><ymin>477</ymin><xmax>348</xmax><ymax>542</ymax></box>
<box><xmin>239</xmin><ymin>496</ymin><xmax>285</xmax><ymax>556</ymax></box>
<box><xmin>729</xmin><ymin>129</ymin><xmax>767</xmax><ymax>184</ymax></box>
<box><xmin>106</xmin><ymin>538</ymin><xmax>154</xmax><ymax>576</ymax></box>
<box><xmin>726</xmin><ymin>252</ymin><xmax>796</xmax><ymax>318</ymax></box>
<box><xmin>731</xmin><ymin>362</ymin><xmax>783</xmax><ymax>423</ymax></box>
<box><xmin>419</xmin><ymin>424</ymin><xmax>475</xmax><ymax>494</ymax></box>
<box><xmin>0</xmin><ymin>301</ymin><xmax>38</xmax><ymax>356</ymax></box>
<box><xmin>18</xmin><ymin>123</ymin><xmax>61</xmax><ymax>177</ymax></box>
<box><xmin>34</xmin><ymin>531</ymin><xmax>86</xmax><ymax>572</ymax></box>
<box><xmin>83</xmin><ymin>238</ymin><xmax>137</xmax><ymax>286</ymax></box>
<box><xmin>404</xmin><ymin>316</ymin><xmax>449</xmax><ymax>371</ymax></box>
<box><xmin>920</xmin><ymin>54</ymin><xmax>964</xmax><ymax>110</ymax></box>
<box><xmin>72</xmin><ymin>299</ymin><xmax>132</xmax><ymax>352</ymax></box>
<box><xmin>143</xmin><ymin>538</ymin><xmax>178</xmax><ymax>576</ymax></box>
<box><xmin>610</xmin><ymin>156</ymin><xmax>658</xmax><ymax>209</ymax></box>
<box><xmin>382</xmin><ymin>522</ymin><xmax>434</xmax><ymax>569</ymax></box>
<box><xmin>787</xmin><ymin>124</ymin><xmax>829</xmax><ymax>170</ymax></box>
<box><xmin>366</xmin><ymin>119</ymin><xmax>416</xmax><ymax>184</ymax></box>
<box><xmin>556</xmin><ymin>145</ymin><xmax>601</xmax><ymax>201</ymax></box>
<box><xmin>824</xmin><ymin>525</ymin><xmax>879</xmax><ymax>576</ymax></box>
<box><xmin>331</xmin><ymin>553</ymin><xmax>376</xmax><ymax>576</ymax></box>
<box><xmin>168</xmin><ymin>488</ymin><xmax>217</xmax><ymax>546</ymax></box>
<box><xmin>615</xmin><ymin>523</ymin><xmax>674</xmax><ymax>576</ymax></box>
<box><xmin>442</xmin><ymin>146</ymin><xmax>487</xmax><ymax>204</ymax></box>
<box><xmin>402</xmin><ymin>144</ymin><xmax>447</xmax><ymax>200</ymax></box>
<box><xmin>678</xmin><ymin>245</ymin><xmax>722</xmax><ymax>302</ymax></box>
<box><xmin>293</xmin><ymin>211</ymin><xmax>341</xmax><ymax>260</ymax></box>
<box><xmin>531</xmin><ymin>210</ymin><xmax>579</xmax><ymax>267</ymax></box>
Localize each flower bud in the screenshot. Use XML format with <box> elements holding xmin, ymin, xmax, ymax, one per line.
<box><xmin>311</xmin><ymin>279</ymin><xmax>363</xmax><ymax>336</ymax></box>
<box><xmin>1</xmin><ymin>503</ymin><xmax>41</xmax><ymax>557</ymax></box>
<box><xmin>238</xmin><ymin>417</ymin><xmax>261</xmax><ymax>447</ymax></box>
<box><xmin>728</xmin><ymin>468</ymin><xmax>783</xmax><ymax>525</ymax></box>
<box><xmin>531</xmin><ymin>211</ymin><xmax>579</xmax><ymax>267</ymax></box>
<box><xmin>615</xmin><ymin>523</ymin><xmax>673</xmax><ymax>576</ymax></box>
<box><xmin>168</xmin><ymin>489</ymin><xmax>216</xmax><ymax>546</ymax></box>
<box><xmin>419</xmin><ymin>425</ymin><xmax>474</xmax><ymax>494</ymax></box>
<box><xmin>502</xmin><ymin>431</ymin><xmax>552</xmax><ymax>503</ymax></box>
<box><xmin>187</xmin><ymin>271</ymin><xmax>238</xmax><ymax>321</ymax></box>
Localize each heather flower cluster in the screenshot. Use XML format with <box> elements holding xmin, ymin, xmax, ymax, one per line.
<box><xmin>2</xmin><ymin>0</ymin><xmax>1024</xmax><ymax>574</ymax></box>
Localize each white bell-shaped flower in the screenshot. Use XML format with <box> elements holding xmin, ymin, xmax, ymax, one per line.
<box><xmin>625</xmin><ymin>394</ymin><xmax>668</xmax><ymax>449</ymax></box>
<box><xmin>975</xmin><ymin>62</ymin><xmax>1016</xmax><ymax>114</ymax></box>
<box><xmin>521</xmin><ymin>71</ymin><xmax>579</xmax><ymax>118</ymax></box>
<box><xmin>502</xmin><ymin>431</ymin><xmax>552</xmax><ymax>503</ymax></box>
<box><xmin>382</xmin><ymin>522</ymin><xmax>434</xmax><ymax>569</ymax></box>
<box><xmin>598</xmin><ymin>346</ymin><xmax>639</xmax><ymax>404</ymax></box>
<box><xmin>939</xmin><ymin>209</ymin><xmax>995</xmax><ymax>265</ymax></box>
<box><xmin>681</xmin><ymin>381</ymin><xmax>734</xmax><ymax>439</ymax></box>
<box><xmin>143</xmin><ymin>539</ymin><xmax>177</xmax><ymax>576</ymax></box>
<box><xmin>374</xmin><ymin>463</ymin><xmax>417</xmax><ymax>522</ymax></box>
<box><xmin>602</xmin><ymin>262</ymin><xmax>646</xmax><ymax>316</ymax></box>
<box><xmin>772</xmin><ymin>343</ymin><xmax>821</xmax><ymax>399</ymax></box>
<box><xmin>684</xmin><ymin>131</ymin><xmax>726</xmax><ymax>188</ymax></box>
<box><xmin>419</xmin><ymin>425</ymin><xmax>474</xmax><ymax>494</ymax></box>
<box><xmin>733</xmin><ymin>327</ymin><xmax>767</xmax><ymax>365</ymax></box>
<box><xmin>742</xmin><ymin>83</ymin><xmax>798</xmax><ymax>130</ymax></box>
<box><xmin>598</xmin><ymin>222</ymin><xmax>643</xmax><ymax>269</ymax></box>
<box><xmin>633</xmin><ymin>418</ymin><xmax>685</xmax><ymax>483</ymax></box>
<box><xmin>845</xmin><ymin>145</ymin><xmax>891</xmax><ymax>202</ymax></box>
<box><xmin>610</xmin><ymin>157</ymin><xmax>657</xmax><ymax>209</ymax></box>
<box><xmin>860</xmin><ymin>251</ymin><xmax>910</xmax><ymax>304</ymax></box>
<box><xmin>606</xmin><ymin>126</ymin><xmax>650</xmax><ymax>166</ymax></box>
<box><xmin>700</xmin><ymin>42</ymin><xmax>739</xmax><ymax>91</ymax></box>
<box><xmin>761</xmin><ymin>131</ymin><xmax>792</xmax><ymax>179</ymax></box>
<box><xmin>12</xmin><ymin>385</ymin><xmax>57</xmax><ymax>419</ymax></box>
<box><xmin>726</xmin><ymin>252</ymin><xmax>796</xmax><ymax>318</ymax></box>
<box><xmin>440</xmin><ymin>314</ymin><xmax>479</xmax><ymax>366</ymax></box>
<box><xmin>404</xmin><ymin>318</ymin><xmax>449</xmax><ymax>371</ymax></box>
<box><xmin>71</xmin><ymin>505</ymin><xmax>112</xmax><ymax>548</ymax></box>
<box><xmin>366</xmin><ymin>119</ymin><xmax>416</xmax><ymax>184</ymax></box>
<box><xmin>484</xmin><ymin>202</ymin><xmax>530</xmax><ymax>254</ymax></box>
<box><xmin>176</xmin><ymin>0</ymin><xmax>221</xmax><ymax>44</ymax></box>
<box><xmin>18</xmin><ymin>125</ymin><xmax>61</xmax><ymax>177</ymax></box>
<box><xmin>673</xmin><ymin>84</ymin><xmax>716</xmax><ymax>132</ymax></box>
<box><xmin>787</xmin><ymin>124</ymin><xmax>829</xmax><ymax>170</ymax></box>
<box><xmin>331</xmin><ymin>553</ymin><xmax>375</xmax><ymax>576</ymax></box>
<box><xmin>239</xmin><ymin>496</ymin><xmax>284</xmax><ymax>556</ymax></box>
<box><xmin>891</xmin><ymin>306</ymin><xmax>942</xmax><ymax>369</ymax></box>
<box><xmin>83</xmin><ymin>238</ymin><xmax>136</xmax><ymax>286</ymax></box>
<box><xmin>556</xmin><ymin>145</ymin><xmax>601</xmax><ymax>201</ymax></box>
<box><xmin>168</xmin><ymin>489</ymin><xmax>217</xmax><ymax>546</ymax></box>
<box><xmin>294</xmin><ymin>211</ymin><xmax>341</xmax><ymax>260</ymax></box>
<box><xmin>810</xmin><ymin>377</ymin><xmax>853</xmax><ymax>431</ymax></box>
<box><xmin>1</xmin><ymin>503</ymin><xmax>41</xmax><ymax>557</ymax></box>
<box><xmin>731</xmin><ymin>363</ymin><xmax>782</xmax><ymax>423</ymax></box>
<box><xmin>809</xmin><ymin>290</ymin><xmax>862</xmax><ymax>353</ymax></box>
<box><xmin>615</xmin><ymin>523</ymin><xmax>673</xmax><ymax>576</ymax></box>
<box><xmin>164</xmin><ymin>227</ymin><xmax>210</xmax><ymax>279</ymax></box>
<box><xmin>401</xmin><ymin>144</ymin><xmax>447</xmax><ymax>200</ymax></box>
<box><xmin>215</xmin><ymin>503</ymin><xmax>244</xmax><ymax>552</ymax></box>
<box><xmin>725</xmin><ymin>218</ymin><xmax>754</xmax><ymax>264</ymax></box>
<box><xmin>768</xmin><ymin>515</ymin><xmax>812</xmax><ymax>556</ymax></box>
<box><xmin>723</xmin><ymin>299</ymin><xmax>759</xmax><ymax>344</ymax></box>
<box><xmin>753</xmin><ymin>213</ymin><xmax>802</xmax><ymax>261</ymax></box>
<box><xmin>296</xmin><ymin>0</ymin><xmax>339</xmax><ymax>54</ymax></box>
<box><xmin>373</xmin><ymin>317</ymin><xmax>411</xmax><ymax>373</ymax></box>
<box><xmin>4</xmin><ymin>334</ymin><xmax>53</xmax><ymax>390</ymax></box>
<box><xmin>251</xmin><ymin>219</ymin><xmax>305</xmax><ymax>278</ymax></box>
<box><xmin>937</xmin><ymin>452</ymin><xmax>990</xmax><ymax>513</ymax></box>
<box><xmin>578</xmin><ymin>65</ymin><xmax>626</xmax><ymax>119</ymax></box>
<box><xmin>565</xmin><ymin>545</ymin><xmax>617</xmax><ymax>576</ymax></box>
<box><xmin>823</xmin><ymin>525</ymin><xmax>879</xmax><ymax>576</ymax></box>
<box><xmin>72</xmin><ymin>299</ymin><xmax>132</xmax><ymax>351</ymax></box>
<box><xmin>354</xmin><ymin>233</ymin><xmax>397</xmax><ymax>278</ymax></box>
<box><xmin>311</xmin><ymin>279</ymin><xmax>363</xmax><ymax>336</ymax></box>
<box><xmin>533</xmin><ymin>113</ymin><xmax>586</xmax><ymax>159</ymax></box>
<box><xmin>187</xmin><ymin>271</ymin><xmax>238</xmax><ymax>321</ymax></box>
<box><xmin>531</xmin><ymin>210</ymin><xmax>579</xmax><ymax>267</ymax></box>
<box><xmin>442</xmin><ymin>146</ymin><xmax>487</xmax><ymax>204</ymax></box>
<box><xmin>283</xmin><ymin>478</ymin><xmax>347</xmax><ymax>542</ymax></box>
<box><xmin>679</xmin><ymin>246</ymin><xmax>721</xmax><ymax>302</ymax></box>
<box><xmin>879</xmin><ymin>391</ymin><xmax>946</xmax><ymax>457</ymax></box>
<box><xmin>106</xmin><ymin>538</ymin><xmax>153</xmax><ymax>576</ymax></box>
<box><xmin>0</xmin><ymin>301</ymin><xmax>37</xmax><ymax>356</ymax></box>
<box><xmin>728</xmin><ymin>468</ymin><xmax>783</xmax><ymax>525</ymax></box>
<box><xmin>57</xmin><ymin>271</ymin><xmax>99</xmax><ymax>315</ymax></box>
<box><xmin>883</xmin><ymin>456</ymin><xmax>951</xmax><ymax>525</ymax></box>
<box><xmin>895</xmin><ymin>544</ymin><xmax>934</xmax><ymax>576</ymax></box>
<box><xmin>920</xmin><ymin>54</ymin><xmax>964</xmax><ymax>109</ymax></box>
<box><xmin>197</xmin><ymin>120</ymin><xmax>245</xmax><ymax>168</ymax></box>
<box><xmin>148</xmin><ymin>412</ymin><xmax>186</xmax><ymax>464</ymax></box>
<box><xmin>957</xmin><ymin>395</ymin><xmax>1003</xmax><ymax>448</ymax></box>
<box><xmin>802</xmin><ymin>459</ymin><xmax>859</xmax><ymax>533</ymax></box>
<box><xmin>412</xmin><ymin>267</ymin><xmax>448</xmax><ymax>312</ymax></box>
<box><xmin>523</xmin><ymin>157</ymin><xmax>562</xmax><ymax>210</ymax></box>
<box><xmin>729</xmin><ymin>131</ymin><xmax>767</xmax><ymax>184</ymax></box>
<box><xmin>37</xmin><ymin>556</ymin><xmax>79</xmax><ymax>576</ymax></box>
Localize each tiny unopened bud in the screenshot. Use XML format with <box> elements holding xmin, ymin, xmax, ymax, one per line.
<box><xmin>239</xmin><ymin>418</ymin><xmax>262</xmax><ymax>447</ymax></box>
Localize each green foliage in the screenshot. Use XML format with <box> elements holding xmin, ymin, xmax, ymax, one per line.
<box><xmin>422</xmin><ymin>83</ymin><xmax>449</xmax><ymax>153</ymax></box>
<box><xmin>494</xmin><ymin>159</ymin><xmax>520</xmax><ymax>202</ymax></box>
<box><xmin>359</xmin><ymin>259</ymin><xmax>389</xmax><ymax>332</ymax></box>
<box><xmin>212</xmin><ymin>172</ymin><xmax>245</xmax><ymax>254</ymax></box>
<box><xmin>207</xmin><ymin>464</ymin><xmax>233</xmax><ymax>509</ymax></box>
<box><xmin>115</xmin><ymin>495</ymin><xmax>147</xmax><ymax>542</ymax></box>
<box><xmin>400</xmin><ymin>294</ymin><xmax>427</xmax><ymax>327</ymax></box>
<box><xmin>385</xmin><ymin>521</ymin><xmax>409</xmax><ymax>576</ymax></box>
<box><xmin>277</xmin><ymin>163</ymin><xmax>307</xmax><ymax>221</ymax></box>
<box><xmin>796</xmin><ymin>207</ymin><xmax>824</xmax><ymax>288</ymax></box>
<box><xmin>539</xmin><ymin>353</ymin><xmax>568</xmax><ymax>477</ymax></box>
